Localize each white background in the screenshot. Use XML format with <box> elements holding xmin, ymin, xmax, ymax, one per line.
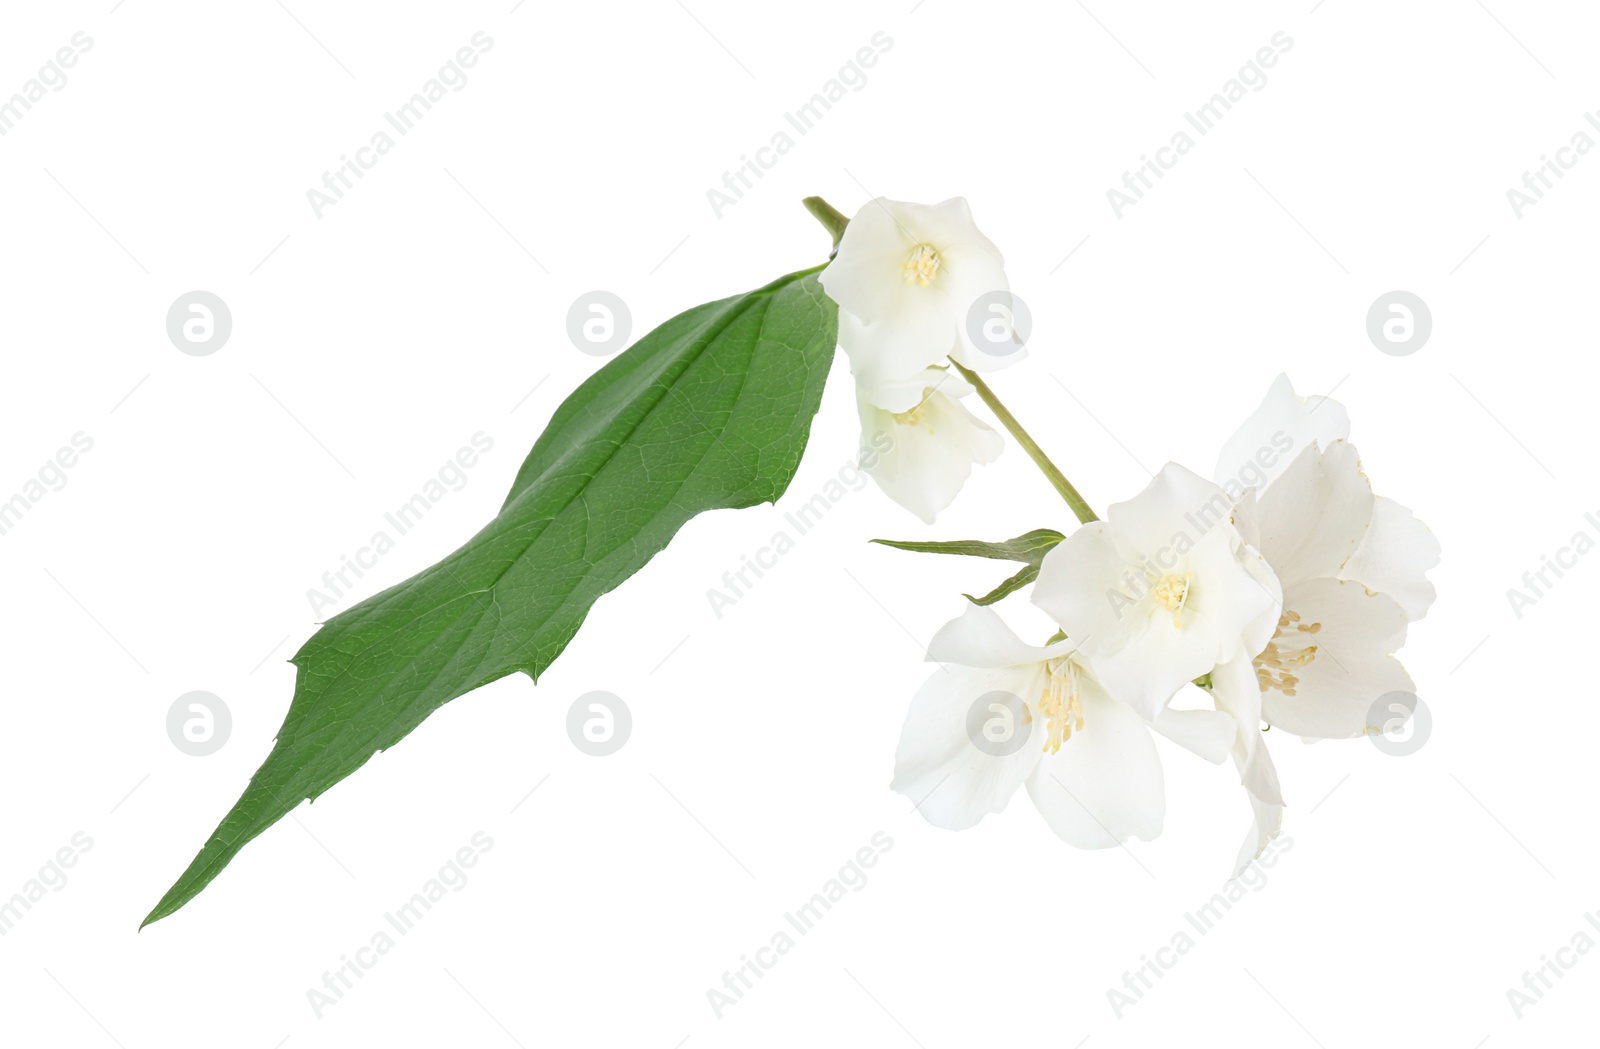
<box><xmin>0</xmin><ymin>0</ymin><xmax>1591</xmax><ymax>1044</ymax></box>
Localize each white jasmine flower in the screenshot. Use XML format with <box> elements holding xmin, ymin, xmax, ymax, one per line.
<box><xmin>1207</xmin><ymin>377</ymin><xmax>1439</xmax><ymax>871</ymax></box>
<box><xmin>891</xmin><ymin>604</ymin><xmax>1236</xmax><ymax>847</ymax></box>
<box><xmin>1031</xmin><ymin>464</ymin><xmax>1283</xmax><ymax>721</ymax></box>
<box><xmin>1213</xmin><ymin>377</ymin><xmax>1439</xmax><ymax>739</ymax></box>
<box><xmin>858</xmin><ymin>365</ymin><xmax>1002</xmax><ymax>524</ymax></box>
<box><xmin>819</xmin><ymin>197</ymin><xmax>1023</xmax><ymax>404</ymax></box>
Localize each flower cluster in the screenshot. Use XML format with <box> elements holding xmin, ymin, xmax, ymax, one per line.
<box><xmin>817</xmin><ymin>197</ymin><xmax>1021</xmax><ymax>523</ymax></box>
<box><xmin>818</xmin><ymin>197</ymin><xmax>1440</xmax><ymax>874</ymax></box>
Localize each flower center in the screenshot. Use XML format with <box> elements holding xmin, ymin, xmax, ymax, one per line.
<box><xmin>1151</xmin><ymin>572</ymin><xmax>1191</xmax><ymax>627</ymax></box>
<box><xmin>1035</xmin><ymin>658</ymin><xmax>1085</xmax><ymax>754</ymax></box>
<box><xmin>901</xmin><ymin>243</ymin><xmax>942</xmax><ymax>286</ymax></box>
<box><xmin>891</xmin><ymin>393</ymin><xmax>935</xmax><ymax>433</ymax></box>
<box><xmin>1255</xmin><ymin>609</ymin><xmax>1321</xmax><ymax>696</ymax></box>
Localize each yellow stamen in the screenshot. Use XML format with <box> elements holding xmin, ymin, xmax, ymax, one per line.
<box><xmin>892</xmin><ymin>392</ymin><xmax>936</xmax><ymax>433</ymax></box>
<box><xmin>1256</xmin><ymin>609</ymin><xmax>1320</xmax><ymax>694</ymax></box>
<box><xmin>1151</xmin><ymin>572</ymin><xmax>1192</xmax><ymax>627</ymax></box>
<box><xmin>901</xmin><ymin>243</ymin><xmax>942</xmax><ymax>286</ymax></box>
<box><xmin>1037</xmin><ymin>659</ymin><xmax>1086</xmax><ymax>754</ymax></box>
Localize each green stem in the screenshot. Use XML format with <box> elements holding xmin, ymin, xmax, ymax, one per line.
<box><xmin>947</xmin><ymin>359</ymin><xmax>1098</xmax><ymax>524</ymax></box>
<box><xmin>802</xmin><ymin>196</ymin><xmax>850</xmax><ymax>250</ymax></box>
<box><xmin>799</xmin><ymin>193</ymin><xmax>1096</xmax><ymax>524</ymax></box>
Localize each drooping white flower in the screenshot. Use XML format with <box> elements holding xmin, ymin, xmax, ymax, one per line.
<box><xmin>857</xmin><ymin>365</ymin><xmax>1003</xmax><ymax>524</ymax></box>
<box><xmin>819</xmin><ymin>197</ymin><xmax>1023</xmax><ymax>404</ymax></box>
<box><xmin>1031</xmin><ymin>464</ymin><xmax>1283</xmax><ymax>722</ymax></box>
<box><xmin>891</xmin><ymin>604</ymin><xmax>1236</xmax><ymax>847</ymax></box>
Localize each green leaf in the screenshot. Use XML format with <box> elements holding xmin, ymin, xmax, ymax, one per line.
<box><xmin>963</xmin><ymin>563</ymin><xmax>1039</xmax><ymax>606</ymax></box>
<box><xmin>875</xmin><ymin>529</ymin><xmax>1065</xmax><ymax>610</ymax></box>
<box><xmin>143</xmin><ymin>265</ymin><xmax>837</xmax><ymax>928</ymax></box>
<box><xmin>870</xmin><ymin>528</ymin><xmax>1066</xmax><ymax>566</ymax></box>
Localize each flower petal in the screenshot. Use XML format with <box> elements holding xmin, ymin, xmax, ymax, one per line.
<box><xmin>927</xmin><ymin>602</ymin><xmax>1073</xmax><ymax>669</ymax></box>
<box><xmin>934</xmin><ymin>258</ymin><xmax>1016</xmax><ymax>368</ymax></box>
<box><xmin>1209</xmin><ymin>653</ymin><xmax>1283</xmax><ymax>806</ymax></box>
<box><xmin>891</xmin><ymin>664</ymin><xmax>1045</xmax><ymax>829</ymax></box>
<box><xmin>1230</xmin><ymin>750</ymin><xmax>1285</xmax><ymax>879</ymax></box>
<box><xmin>1024</xmin><ymin>680</ymin><xmax>1165</xmax><ymax>848</ymax></box>
<box><xmin>1187</xmin><ymin>525</ymin><xmax>1283</xmax><ymax>663</ymax></box>
<box><xmin>818</xmin><ymin>199</ymin><xmax>918</xmax><ymax>322</ymax></box>
<box><xmin>1087</xmin><ymin>607</ymin><xmax>1227</xmax><ymax>722</ymax></box>
<box><xmin>1260</xmin><ymin>577</ymin><xmax>1413</xmax><ymax>739</ymax></box>
<box><xmin>912</xmin><ymin>197</ymin><xmax>1005</xmax><ymax>262</ymax></box>
<box><xmin>840</xmin><ymin>309</ymin><xmax>958</xmax><ymax>411</ymax></box>
<box><xmin>1230</xmin><ymin>487</ymin><xmax>1262</xmax><ymax>548</ymax></box>
<box><xmin>1255</xmin><ymin>441</ymin><xmax>1373</xmax><ymax>586</ymax></box>
<box><xmin>1148</xmin><ymin>706</ymin><xmax>1237</xmax><ymax>764</ymax></box>
<box><xmin>865</xmin><ymin>363</ymin><xmax>972</xmax><ymax>415</ymax></box>
<box><xmin>1105</xmin><ymin>462</ymin><xmax>1238</xmax><ymax>562</ymax></box>
<box><xmin>858</xmin><ymin>374</ymin><xmax>1002</xmax><ymax>524</ymax></box>
<box><xmin>1033</xmin><ymin>521</ymin><xmax>1130</xmax><ymax>643</ymax></box>
<box><xmin>1340</xmin><ymin>495</ymin><xmax>1440</xmax><ymax>621</ymax></box>
<box><xmin>1213</xmin><ymin>374</ymin><xmax>1351</xmax><ymax>493</ymax></box>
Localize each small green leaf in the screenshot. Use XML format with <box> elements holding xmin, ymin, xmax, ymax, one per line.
<box><xmin>963</xmin><ymin>563</ymin><xmax>1039</xmax><ymax>606</ymax></box>
<box><xmin>143</xmin><ymin>264</ymin><xmax>838</xmax><ymax>928</ymax></box>
<box><xmin>875</xmin><ymin>529</ymin><xmax>1066</xmax><ymax>610</ymax></box>
<box><xmin>870</xmin><ymin>528</ymin><xmax>1066</xmax><ymax>566</ymax></box>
